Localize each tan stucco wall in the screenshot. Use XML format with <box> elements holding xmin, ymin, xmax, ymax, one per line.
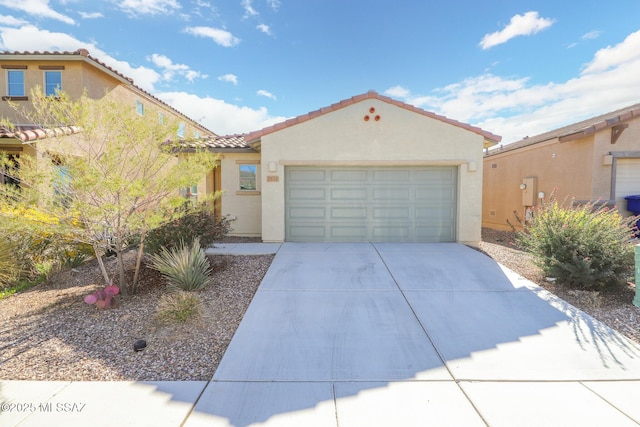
<box><xmin>482</xmin><ymin>138</ymin><xmax>595</xmax><ymax>231</ymax></box>
<box><xmin>217</xmin><ymin>152</ymin><xmax>262</xmax><ymax>236</ymax></box>
<box><xmin>258</xmin><ymin>98</ymin><xmax>486</xmax><ymax>245</ymax></box>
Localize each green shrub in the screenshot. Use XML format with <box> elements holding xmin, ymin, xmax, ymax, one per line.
<box><xmin>155</xmin><ymin>291</ymin><xmax>203</xmax><ymax>324</ymax></box>
<box><xmin>145</xmin><ymin>203</ymin><xmax>232</xmax><ymax>255</ymax></box>
<box><xmin>516</xmin><ymin>193</ymin><xmax>635</xmax><ymax>291</ymax></box>
<box><xmin>149</xmin><ymin>238</ymin><xmax>212</xmax><ymax>291</ymax></box>
<box><xmin>0</xmin><ymin>237</ymin><xmax>21</xmax><ymax>289</ymax></box>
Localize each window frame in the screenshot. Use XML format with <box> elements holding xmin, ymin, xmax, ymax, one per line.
<box><xmin>44</xmin><ymin>70</ymin><xmax>62</xmax><ymax>96</ymax></box>
<box><xmin>237</xmin><ymin>161</ymin><xmax>260</xmax><ymax>195</ymax></box>
<box><xmin>177</xmin><ymin>122</ymin><xmax>185</xmax><ymax>138</ymax></box>
<box><xmin>7</xmin><ymin>70</ymin><xmax>25</xmax><ymax>97</ymax></box>
<box><xmin>136</xmin><ymin>100</ymin><xmax>144</xmax><ymax>116</ymax></box>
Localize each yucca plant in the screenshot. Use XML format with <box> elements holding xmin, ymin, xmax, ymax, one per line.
<box><xmin>155</xmin><ymin>291</ymin><xmax>203</xmax><ymax>324</ymax></box>
<box><xmin>149</xmin><ymin>238</ymin><xmax>212</xmax><ymax>291</ymax></box>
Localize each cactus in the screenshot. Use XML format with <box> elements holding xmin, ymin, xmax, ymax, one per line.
<box><xmin>84</xmin><ymin>283</ymin><xmax>120</xmax><ymax>309</ymax></box>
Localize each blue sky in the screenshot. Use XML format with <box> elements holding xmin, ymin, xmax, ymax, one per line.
<box><xmin>1</xmin><ymin>0</ymin><xmax>640</xmax><ymax>143</ymax></box>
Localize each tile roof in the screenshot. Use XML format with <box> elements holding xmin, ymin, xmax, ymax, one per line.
<box><xmin>486</xmin><ymin>102</ymin><xmax>640</xmax><ymax>157</ymax></box>
<box><xmin>0</xmin><ymin>49</ymin><xmax>216</xmax><ymax>137</ymax></box>
<box><xmin>179</xmin><ymin>134</ymin><xmax>254</xmax><ymax>152</ymax></box>
<box><xmin>0</xmin><ymin>125</ymin><xmax>82</xmax><ymax>143</ymax></box>
<box><xmin>244</xmin><ymin>90</ymin><xmax>502</xmax><ymax>145</ymax></box>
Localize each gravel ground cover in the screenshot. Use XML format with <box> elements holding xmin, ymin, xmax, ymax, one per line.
<box><xmin>0</xmin><ymin>249</ymin><xmax>272</xmax><ymax>381</ymax></box>
<box><xmin>1</xmin><ymin>232</ymin><xmax>638</xmax><ymax>381</ymax></box>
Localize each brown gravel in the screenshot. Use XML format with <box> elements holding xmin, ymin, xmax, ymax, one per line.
<box><xmin>480</xmin><ymin>227</ymin><xmax>640</xmax><ymax>345</ymax></box>
<box><xmin>0</xmin><ymin>250</ymin><xmax>273</xmax><ymax>381</ymax></box>
<box><xmin>2</xmin><ymin>232</ymin><xmax>639</xmax><ymax>381</ymax></box>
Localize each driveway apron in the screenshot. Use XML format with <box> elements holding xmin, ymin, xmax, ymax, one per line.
<box><xmin>185</xmin><ymin>243</ymin><xmax>640</xmax><ymax>427</ymax></box>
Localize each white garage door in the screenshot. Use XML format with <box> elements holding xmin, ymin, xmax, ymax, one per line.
<box><xmin>285</xmin><ymin>166</ymin><xmax>457</xmax><ymax>242</ymax></box>
<box><xmin>615</xmin><ymin>158</ymin><xmax>640</xmax><ymax>215</ymax></box>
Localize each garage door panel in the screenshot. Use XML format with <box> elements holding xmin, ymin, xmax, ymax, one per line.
<box><xmin>330</xmin><ymin>226</ymin><xmax>368</xmax><ymax>239</ymax></box>
<box><xmin>289</xmin><ymin>188</ymin><xmax>326</xmax><ymax>200</ymax></box>
<box><xmin>415</xmin><ymin>187</ymin><xmax>455</xmax><ymax>200</ymax></box>
<box><xmin>330</xmin><ymin>170</ymin><xmax>368</xmax><ymax>181</ymax></box>
<box><xmin>373</xmin><ymin>169</ymin><xmax>411</xmax><ymax>181</ymax></box>
<box><xmin>331</xmin><ymin>188</ymin><xmax>368</xmax><ymax>200</ymax></box>
<box><xmin>331</xmin><ymin>207</ymin><xmax>367</xmax><ymax>219</ymax></box>
<box><xmin>289</xmin><ymin>206</ymin><xmax>326</xmax><ymax>219</ymax></box>
<box><xmin>373</xmin><ymin>207</ymin><xmax>411</xmax><ymax>220</ymax></box>
<box><xmin>372</xmin><ymin>188</ymin><xmax>411</xmax><ymax>201</ymax></box>
<box><xmin>286</xmin><ymin>166</ymin><xmax>457</xmax><ymax>242</ymax></box>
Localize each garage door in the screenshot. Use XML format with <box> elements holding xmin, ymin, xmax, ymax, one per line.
<box><xmin>285</xmin><ymin>166</ymin><xmax>457</xmax><ymax>242</ymax></box>
<box><xmin>615</xmin><ymin>158</ymin><xmax>640</xmax><ymax>215</ymax></box>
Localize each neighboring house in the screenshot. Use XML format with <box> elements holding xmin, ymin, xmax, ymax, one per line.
<box><xmin>0</xmin><ymin>49</ymin><xmax>215</xmax><ymax>189</ymax></box>
<box><xmin>482</xmin><ymin>103</ymin><xmax>640</xmax><ymax>231</ymax></box>
<box><xmin>190</xmin><ymin>91</ymin><xmax>500</xmax><ymax>246</ymax></box>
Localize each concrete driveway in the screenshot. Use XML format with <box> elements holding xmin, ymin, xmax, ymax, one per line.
<box><xmin>185</xmin><ymin>243</ymin><xmax>640</xmax><ymax>427</ymax></box>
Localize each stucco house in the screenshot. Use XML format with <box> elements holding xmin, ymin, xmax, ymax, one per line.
<box><xmin>482</xmin><ymin>103</ymin><xmax>640</xmax><ymax>231</ymax></box>
<box><xmin>0</xmin><ymin>50</ymin><xmax>215</xmax><ymax>182</ymax></box>
<box><xmin>191</xmin><ymin>91</ymin><xmax>501</xmax><ymax>246</ymax></box>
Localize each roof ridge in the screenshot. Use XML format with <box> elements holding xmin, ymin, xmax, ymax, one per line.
<box><xmin>244</xmin><ymin>90</ymin><xmax>501</xmax><ymax>143</ymax></box>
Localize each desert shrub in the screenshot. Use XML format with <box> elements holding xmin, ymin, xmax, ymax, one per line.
<box><xmin>0</xmin><ymin>237</ymin><xmax>21</xmax><ymax>289</ymax></box>
<box><xmin>155</xmin><ymin>291</ymin><xmax>203</xmax><ymax>324</ymax></box>
<box><xmin>516</xmin><ymin>194</ymin><xmax>635</xmax><ymax>291</ymax></box>
<box><xmin>149</xmin><ymin>238</ymin><xmax>212</xmax><ymax>291</ymax></box>
<box><xmin>145</xmin><ymin>203</ymin><xmax>232</xmax><ymax>255</ymax></box>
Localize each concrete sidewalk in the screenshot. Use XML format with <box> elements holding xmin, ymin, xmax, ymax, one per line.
<box><xmin>2</xmin><ymin>242</ymin><xmax>640</xmax><ymax>427</ymax></box>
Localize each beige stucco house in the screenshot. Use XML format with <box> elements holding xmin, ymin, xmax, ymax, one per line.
<box><xmin>0</xmin><ymin>49</ymin><xmax>215</xmax><ymax>170</ymax></box>
<box><xmin>196</xmin><ymin>91</ymin><xmax>500</xmax><ymax>246</ymax></box>
<box><xmin>483</xmin><ymin>103</ymin><xmax>640</xmax><ymax>231</ymax></box>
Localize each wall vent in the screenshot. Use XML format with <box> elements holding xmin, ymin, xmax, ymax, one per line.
<box><xmin>491</xmin><ymin>163</ymin><xmax>497</xmax><ymax>169</ymax></box>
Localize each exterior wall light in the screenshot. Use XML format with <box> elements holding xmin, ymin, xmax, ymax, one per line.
<box><xmin>519</xmin><ymin>183</ymin><xmax>527</xmax><ymax>190</ymax></box>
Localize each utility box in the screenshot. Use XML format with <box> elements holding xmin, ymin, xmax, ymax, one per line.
<box><xmin>521</xmin><ymin>177</ymin><xmax>537</xmax><ymax>206</ymax></box>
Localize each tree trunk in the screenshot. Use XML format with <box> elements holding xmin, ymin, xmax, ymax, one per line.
<box><xmin>92</xmin><ymin>243</ymin><xmax>111</xmax><ymax>286</ymax></box>
<box><xmin>131</xmin><ymin>235</ymin><xmax>145</xmax><ymax>295</ymax></box>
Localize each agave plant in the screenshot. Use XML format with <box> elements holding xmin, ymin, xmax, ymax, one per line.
<box><xmin>149</xmin><ymin>238</ymin><xmax>212</xmax><ymax>291</ymax></box>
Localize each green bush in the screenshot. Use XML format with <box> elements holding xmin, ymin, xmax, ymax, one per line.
<box><xmin>0</xmin><ymin>237</ymin><xmax>21</xmax><ymax>289</ymax></box>
<box><xmin>149</xmin><ymin>238</ymin><xmax>212</xmax><ymax>291</ymax></box>
<box><xmin>145</xmin><ymin>203</ymin><xmax>232</xmax><ymax>255</ymax></box>
<box><xmin>516</xmin><ymin>194</ymin><xmax>635</xmax><ymax>291</ymax></box>
<box><xmin>155</xmin><ymin>291</ymin><xmax>203</xmax><ymax>324</ymax></box>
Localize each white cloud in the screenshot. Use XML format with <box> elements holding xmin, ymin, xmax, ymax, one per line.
<box><xmin>257</xmin><ymin>24</ymin><xmax>272</xmax><ymax>35</ymax></box>
<box><xmin>267</xmin><ymin>0</ymin><xmax>280</xmax><ymax>11</ymax></box>
<box><xmin>581</xmin><ymin>30</ymin><xmax>601</xmax><ymax>41</ymax></box>
<box><xmin>0</xmin><ymin>25</ymin><xmax>162</xmax><ymax>92</ymax></box>
<box><xmin>79</xmin><ymin>12</ymin><xmax>104</xmax><ymax>19</ymax></box>
<box><xmin>257</xmin><ymin>89</ymin><xmax>276</xmax><ymax>100</ymax></box>
<box><xmin>389</xmin><ymin>29</ymin><xmax>640</xmax><ymax>144</ymax></box>
<box><xmin>0</xmin><ymin>0</ymin><xmax>75</xmax><ymax>25</ymax></box>
<box><xmin>479</xmin><ymin>11</ymin><xmax>554</xmax><ymax>50</ymax></box>
<box><xmin>117</xmin><ymin>0</ymin><xmax>181</xmax><ymax>16</ymax></box>
<box><xmin>218</xmin><ymin>74</ymin><xmax>238</xmax><ymax>85</ymax></box>
<box><xmin>0</xmin><ymin>14</ymin><xmax>29</xmax><ymax>27</ymax></box>
<box><xmin>184</xmin><ymin>26</ymin><xmax>240</xmax><ymax>47</ymax></box>
<box><xmin>148</xmin><ymin>53</ymin><xmax>205</xmax><ymax>82</ymax></box>
<box><xmin>384</xmin><ymin>85</ymin><xmax>410</xmax><ymax>98</ymax></box>
<box><xmin>156</xmin><ymin>91</ymin><xmax>287</xmax><ymax>134</ymax></box>
<box><xmin>242</xmin><ymin>0</ymin><xmax>259</xmax><ymax>17</ymax></box>
<box><xmin>581</xmin><ymin>29</ymin><xmax>640</xmax><ymax>74</ymax></box>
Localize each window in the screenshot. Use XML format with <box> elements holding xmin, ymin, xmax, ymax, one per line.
<box><xmin>177</xmin><ymin>122</ymin><xmax>185</xmax><ymax>138</ymax></box>
<box><xmin>7</xmin><ymin>70</ymin><xmax>25</xmax><ymax>97</ymax></box>
<box><xmin>180</xmin><ymin>184</ymin><xmax>198</xmax><ymax>203</ymax></box>
<box><xmin>136</xmin><ymin>100</ymin><xmax>144</xmax><ymax>116</ymax></box>
<box><xmin>194</xmin><ymin>131</ymin><xmax>200</xmax><ymax>139</ymax></box>
<box><xmin>0</xmin><ymin>154</ymin><xmax>20</xmax><ymax>188</ymax></box>
<box><xmin>158</xmin><ymin>112</ymin><xmax>165</xmax><ymax>125</ymax></box>
<box><xmin>44</xmin><ymin>71</ymin><xmax>62</xmax><ymax>96</ymax></box>
<box><xmin>239</xmin><ymin>164</ymin><xmax>257</xmax><ymax>191</ymax></box>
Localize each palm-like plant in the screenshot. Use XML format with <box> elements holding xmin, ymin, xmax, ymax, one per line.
<box><xmin>149</xmin><ymin>238</ymin><xmax>212</xmax><ymax>291</ymax></box>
